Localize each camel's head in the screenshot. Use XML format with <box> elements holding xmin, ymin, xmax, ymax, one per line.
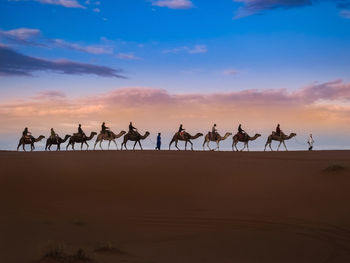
<box><xmin>64</xmin><ymin>134</ymin><xmax>71</xmax><ymax>139</ymax></box>
<box><xmin>38</xmin><ymin>135</ymin><xmax>45</xmax><ymax>140</ymax></box>
<box><xmin>198</xmin><ymin>133</ymin><xmax>204</xmax><ymax>137</ymax></box>
<box><xmin>256</xmin><ymin>133</ymin><xmax>262</xmax><ymax>138</ymax></box>
<box><xmin>291</xmin><ymin>133</ymin><xmax>297</xmax><ymax>137</ymax></box>
<box><xmin>145</xmin><ymin>131</ymin><xmax>150</xmax><ymax>136</ymax></box>
<box><xmin>92</xmin><ymin>132</ymin><xmax>98</xmax><ymax>136</ymax></box>
<box><xmin>121</xmin><ymin>130</ymin><xmax>127</xmax><ymax>135</ymax></box>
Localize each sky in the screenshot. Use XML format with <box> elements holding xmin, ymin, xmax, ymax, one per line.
<box><xmin>1</xmin><ymin>0</ymin><xmax>350</xmax><ymax>151</ymax></box>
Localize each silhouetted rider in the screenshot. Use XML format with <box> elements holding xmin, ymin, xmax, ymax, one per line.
<box><xmin>22</xmin><ymin>127</ymin><xmax>32</xmax><ymax>138</ymax></box>
<box><xmin>129</xmin><ymin>122</ymin><xmax>137</xmax><ymax>134</ymax></box>
<box><xmin>101</xmin><ymin>122</ymin><xmax>111</xmax><ymax>137</ymax></box>
<box><xmin>78</xmin><ymin>124</ymin><xmax>86</xmax><ymax>138</ymax></box>
<box><xmin>276</xmin><ymin>124</ymin><xmax>281</xmax><ymax>137</ymax></box>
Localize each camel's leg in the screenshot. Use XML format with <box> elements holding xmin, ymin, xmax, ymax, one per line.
<box><xmin>175</xmin><ymin>140</ymin><xmax>180</xmax><ymax>151</ymax></box>
<box><xmin>277</xmin><ymin>141</ymin><xmax>282</xmax><ymax>151</ymax></box>
<box><xmin>189</xmin><ymin>140</ymin><xmax>193</xmax><ymax>151</ymax></box>
<box><xmin>232</xmin><ymin>141</ymin><xmax>235</xmax><ymax>151</ymax></box>
<box><xmin>108</xmin><ymin>140</ymin><xmax>111</xmax><ymax>150</ymax></box>
<box><xmin>207</xmin><ymin>141</ymin><xmax>212</xmax><ymax>151</ymax></box>
<box><xmin>57</xmin><ymin>144</ymin><xmax>60</xmax><ymax>151</ymax></box>
<box><xmin>133</xmin><ymin>140</ymin><xmax>137</xmax><ymax>150</ymax></box>
<box><xmin>241</xmin><ymin>143</ymin><xmax>246</xmax><ymax>151</ymax></box>
<box><xmin>22</xmin><ymin>143</ymin><xmax>26</xmax><ymax>151</ymax></box>
<box><xmin>247</xmin><ymin>142</ymin><xmax>250</xmax><ymax>152</ymax></box>
<box><xmin>202</xmin><ymin>140</ymin><xmax>206</xmax><ymax>151</ymax></box>
<box><xmin>185</xmin><ymin>141</ymin><xmax>188</xmax><ymax>151</ymax></box>
<box><xmin>94</xmin><ymin>140</ymin><xmax>98</xmax><ymax>150</ymax></box>
<box><xmin>269</xmin><ymin>142</ymin><xmax>273</xmax><ymax>151</ymax></box>
<box><xmin>113</xmin><ymin>139</ymin><xmax>118</xmax><ymax>150</ymax></box>
<box><xmin>138</xmin><ymin>140</ymin><xmax>143</xmax><ymax>150</ymax></box>
<box><xmin>216</xmin><ymin>141</ymin><xmax>220</xmax><ymax>151</ymax></box>
<box><xmin>31</xmin><ymin>143</ymin><xmax>34</xmax><ymax>152</ymax></box>
<box><xmin>283</xmin><ymin>141</ymin><xmax>288</xmax><ymax>151</ymax></box>
<box><xmin>169</xmin><ymin>139</ymin><xmax>174</xmax><ymax>150</ymax></box>
<box><xmin>85</xmin><ymin>142</ymin><xmax>89</xmax><ymax>150</ymax></box>
<box><xmin>99</xmin><ymin>140</ymin><xmax>103</xmax><ymax>150</ymax></box>
<box><xmin>72</xmin><ymin>142</ymin><xmax>75</xmax><ymax>151</ymax></box>
<box><xmin>235</xmin><ymin>142</ymin><xmax>239</xmax><ymax>152</ymax></box>
<box><xmin>17</xmin><ymin>141</ymin><xmax>21</xmax><ymax>151</ymax></box>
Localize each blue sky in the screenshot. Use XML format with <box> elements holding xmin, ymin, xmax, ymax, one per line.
<box><xmin>0</xmin><ymin>0</ymin><xmax>350</xmax><ymax>150</ymax></box>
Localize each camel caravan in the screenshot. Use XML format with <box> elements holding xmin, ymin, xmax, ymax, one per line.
<box><xmin>17</xmin><ymin>122</ymin><xmax>297</xmax><ymax>152</ymax></box>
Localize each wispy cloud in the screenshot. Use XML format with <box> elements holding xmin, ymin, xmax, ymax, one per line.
<box><xmin>0</xmin><ymin>28</ymin><xmax>45</xmax><ymax>46</ymax></box>
<box><xmin>92</xmin><ymin>7</ymin><xmax>100</xmax><ymax>12</ymax></box>
<box><xmin>233</xmin><ymin>0</ymin><xmax>350</xmax><ymax>18</ymax></box>
<box><xmin>0</xmin><ymin>46</ymin><xmax>124</xmax><ymax>78</ymax></box>
<box><xmin>340</xmin><ymin>9</ymin><xmax>350</xmax><ymax>18</ymax></box>
<box><xmin>116</xmin><ymin>52</ymin><xmax>140</xmax><ymax>60</ymax></box>
<box><xmin>51</xmin><ymin>39</ymin><xmax>113</xmax><ymax>54</ymax></box>
<box><xmin>222</xmin><ymin>69</ymin><xmax>239</xmax><ymax>76</ymax></box>
<box><xmin>152</xmin><ymin>0</ymin><xmax>194</xmax><ymax>9</ymax></box>
<box><xmin>163</xmin><ymin>44</ymin><xmax>207</xmax><ymax>54</ymax></box>
<box><xmin>35</xmin><ymin>0</ymin><xmax>85</xmax><ymax>8</ymax></box>
<box><xmin>0</xmin><ymin>28</ymin><xmax>114</xmax><ymax>54</ymax></box>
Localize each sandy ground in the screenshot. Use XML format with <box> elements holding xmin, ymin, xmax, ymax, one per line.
<box><xmin>1</xmin><ymin>150</ymin><xmax>350</xmax><ymax>263</ymax></box>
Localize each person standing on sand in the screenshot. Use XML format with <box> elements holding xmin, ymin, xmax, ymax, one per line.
<box><xmin>308</xmin><ymin>134</ymin><xmax>314</xmax><ymax>151</ymax></box>
<box><xmin>156</xmin><ymin>133</ymin><xmax>161</xmax><ymax>150</ymax></box>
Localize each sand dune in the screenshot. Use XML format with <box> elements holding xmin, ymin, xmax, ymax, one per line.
<box><xmin>1</xmin><ymin>150</ymin><xmax>350</xmax><ymax>263</ymax></box>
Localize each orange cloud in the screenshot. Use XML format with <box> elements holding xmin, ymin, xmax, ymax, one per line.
<box><xmin>1</xmin><ymin>80</ymin><xmax>350</xmax><ymax>139</ymax></box>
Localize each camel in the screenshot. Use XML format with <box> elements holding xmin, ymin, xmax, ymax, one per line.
<box><xmin>203</xmin><ymin>132</ymin><xmax>232</xmax><ymax>151</ymax></box>
<box><xmin>169</xmin><ymin>132</ymin><xmax>203</xmax><ymax>151</ymax></box>
<box><xmin>45</xmin><ymin>134</ymin><xmax>71</xmax><ymax>151</ymax></box>
<box><xmin>94</xmin><ymin>130</ymin><xmax>126</xmax><ymax>150</ymax></box>
<box><xmin>121</xmin><ymin>131</ymin><xmax>150</xmax><ymax>150</ymax></box>
<box><xmin>17</xmin><ymin>135</ymin><xmax>45</xmax><ymax>151</ymax></box>
<box><xmin>264</xmin><ymin>132</ymin><xmax>297</xmax><ymax>151</ymax></box>
<box><xmin>66</xmin><ymin>132</ymin><xmax>97</xmax><ymax>150</ymax></box>
<box><xmin>232</xmin><ymin>133</ymin><xmax>261</xmax><ymax>151</ymax></box>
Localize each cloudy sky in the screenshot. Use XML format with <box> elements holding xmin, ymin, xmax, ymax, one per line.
<box><xmin>1</xmin><ymin>0</ymin><xmax>350</xmax><ymax>150</ymax></box>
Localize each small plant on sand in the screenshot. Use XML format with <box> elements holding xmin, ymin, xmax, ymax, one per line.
<box><xmin>41</xmin><ymin>242</ymin><xmax>94</xmax><ymax>262</ymax></box>
<box><xmin>324</xmin><ymin>164</ymin><xmax>346</xmax><ymax>172</ymax></box>
<box><xmin>94</xmin><ymin>242</ymin><xmax>125</xmax><ymax>254</ymax></box>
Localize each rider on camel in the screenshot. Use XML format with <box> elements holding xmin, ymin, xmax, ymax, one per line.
<box><xmin>178</xmin><ymin>124</ymin><xmax>185</xmax><ymax>137</ymax></box>
<box><xmin>276</xmin><ymin>124</ymin><xmax>282</xmax><ymax>137</ymax></box>
<box><xmin>212</xmin><ymin>124</ymin><xmax>218</xmax><ymax>140</ymax></box>
<box><xmin>78</xmin><ymin>124</ymin><xmax>86</xmax><ymax>138</ymax></box>
<box><xmin>50</xmin><ymin>128</ymin><xmax>58</xmax><ymax>141</ymax></box>
<box><xmin>22</xmin><ymin>127</ymin><xmax>32</xmax><ymax>139</ymax></box>
<box><xmin>101</xmin><ymin>122</ymin><xmax>111</xmax><ymax>137</ymax></box>
<box><xmin>238</xmin><ymin>124</ymin><xmax>247</xmax><ymax>140</ymax></box>
<box><xmin>129</xmin><ymin>122</ymin><xmax>137</xmax><ymax>134</ymax></box>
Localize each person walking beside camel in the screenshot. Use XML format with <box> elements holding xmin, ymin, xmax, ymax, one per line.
<box><xmin>156</xmin><ymin>133</ymin><xmax>161</xmax><ymax>150</ymax></box>
<box><xmin>308</xmin><ymin>134</ymin><xmax>314</xmax><ymax>151</ymax></box>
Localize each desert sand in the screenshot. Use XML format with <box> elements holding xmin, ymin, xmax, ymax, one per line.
<box><xmin>1</xmin><ymin>150</ymin><xmax>350</xmax><ymax>263</ymax></box>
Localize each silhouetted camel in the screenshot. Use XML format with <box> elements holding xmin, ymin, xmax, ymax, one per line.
<box><xmin>17</xmin><ymin>135</ymin><xmax>45</xmax><ymax>152</ymax></box>
<box><xmin>264</xmin><ymin>132</ymin><xmax>297</xmax><ymax>151</ymax></box>
<box><xmin>66</xmin><ymin>132</ymin><xmax>97</xmax><ymax>150</ymax></box>
<box><xmin>45</xmin><ymin>134</ymin><xmax>71</xmax><ymax>151</ymax></box>
<box><xmin>94</xmin><ymin>130</ymin><xmax>126</xmax><ymax>150</ymax></box>
<box><xmin>169</xmin><ymin>132</ymin><xmax>203</xmax><ymax>151</ymax></box>
<box><xmin>121</xmin><ymin>131</ymin><xmax>150</xmax><ymax>150</ymax></box>
<box><xmin>203</xmin><ymin>132</ymin><xmax>232</xmax><ymax>151</ymax></box>
<box><xmin>232</xmin><ymin>133</ymin><xmax>261</xmax><ymax>151</ymax></box>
